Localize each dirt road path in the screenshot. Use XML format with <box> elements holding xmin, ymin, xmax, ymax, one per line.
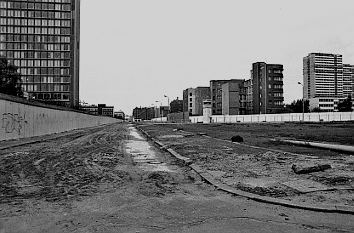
<box><xmin>0</xmin><ymin>123</ymin><xmax>353</xmax><ymax>232</ymax></box>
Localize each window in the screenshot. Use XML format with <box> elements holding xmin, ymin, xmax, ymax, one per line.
<box><xmin>275</xmin><ymin>101</ymin><xmax>283</xmax><ymax>106</ymax></box>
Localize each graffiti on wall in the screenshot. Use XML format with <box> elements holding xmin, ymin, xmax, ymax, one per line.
<box><xmin>1</xmin><ymin>113</ymin><xmax>28</xmax><ymax>135</ymax></box>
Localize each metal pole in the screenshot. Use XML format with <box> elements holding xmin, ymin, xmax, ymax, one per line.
<box><xmin>164</xmin><ymin>95</ymin><xmax>170</xmax><ymax>123</ymax></box>
<box><xmin>302</xmin><ymin>98</ymin><xmax>305</xmax><ymax>122</ymax></box>
<box><xmin>298</xmin><ymin>82</ymin><xmax>304</xmax><ymax>122</ymax></box>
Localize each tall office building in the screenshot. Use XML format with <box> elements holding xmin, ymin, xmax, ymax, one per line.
<box><xmin>0</xmin><ymin>0</ymin><xmax>80</xmax><ymax>107</ymax></box>
<box><xmin>251</xmin><ymin>62</ymin><xmax>284</xmax><ymax>114</ymax></box>
<box><xmin>303</xmin><ymin>53</ymin><xmax>353</xmax><ymax>111</ymax></box>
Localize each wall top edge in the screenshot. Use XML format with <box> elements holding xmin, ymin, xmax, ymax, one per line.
<box><xmin>0</xmin><ymin>93</ymin><xmax>110</xmax><ymax>118</ymax></box>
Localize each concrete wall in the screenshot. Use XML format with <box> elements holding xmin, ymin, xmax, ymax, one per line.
<box><xmin>190</xmin><ymin>112</ymin><xmax>354</xmax><ymax>124</ymax></box>
<box><xmin>167</xmin><ymin>112</ymin><xmax>190</xmax><ymax>123</ymax></box>
<box><xmin>0</xmin><ymin>94</ymin><xmax>119</xmax><ymax>141</ymax></box>
<box><xmin>151</xmin><ymin>117</ymin><xmax>168</xmax><ymax>122</ymax></box>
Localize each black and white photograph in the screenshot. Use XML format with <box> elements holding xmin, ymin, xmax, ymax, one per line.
<box><xmin>0</xmin><ymin>0</ymin><xmax>354</xmax><ymax>232</ymax></box>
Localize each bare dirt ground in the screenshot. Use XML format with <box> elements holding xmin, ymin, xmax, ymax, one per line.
<box><xmin>139</xmin><ymin>123</ymin><xmax>354</xmax><ymax>208</ymax></box>
<box><xmin>168</xmin><ymin>122</ymin><xmax>354</xmax><ymax>155</ymax></box>
<box><xmin>1</xmin><ymin>123</ymin><xmax>354</xmax><ymax>233</ymax></box>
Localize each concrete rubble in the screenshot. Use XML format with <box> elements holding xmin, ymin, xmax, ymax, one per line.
<box><xmin>291</xmin><ymin>163</ymin><xmax>332</xmax><ymax>174</ymax></box>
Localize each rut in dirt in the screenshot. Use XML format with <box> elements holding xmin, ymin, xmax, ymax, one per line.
<box><xmin>0</xmin><ymin>124</ymin><xmax>131</xmax><ymax>203</ymax></box>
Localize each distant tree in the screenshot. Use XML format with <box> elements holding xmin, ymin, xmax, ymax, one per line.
<box><xmin>0</xmin><ymin>57</ymin><xmax>23</xmax><ymax>97</ymax></box>
<box><xmin>338</xmin><ymin>96</ymin><xmax>352</xmax><ymax>112</ymax></box>
<box><xmin>311</xmin><ymin>107</ymin><xmax>323</xmax><ymax>112</ymax></box>
<box><xmin>284</xmin><ymin>99</ymin><xmax>309</xmax><ymax>113</ymax></box>
<box><xmin>170</xmin><ymin>98</ymin><xmax>184</xmax><ymax>113</ymax></box>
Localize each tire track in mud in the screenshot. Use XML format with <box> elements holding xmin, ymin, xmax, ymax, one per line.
<box><xmin>0</xmin><ymin>124</ymin><xmax>131</xmax><ymax>204</ymax></box>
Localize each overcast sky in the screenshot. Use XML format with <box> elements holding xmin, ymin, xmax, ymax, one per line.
<box><xmin>80</xmin><ymin>0</ymin><xmax>354</xmax><ymax>114</ymax></box>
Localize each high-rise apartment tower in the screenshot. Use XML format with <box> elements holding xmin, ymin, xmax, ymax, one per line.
<box><xmin>303</xmin><ymin>53</ymin><xmax>354</xmax><ymax>111</ymax></box>
<box><xmin>343</xmin><ymin>63</ymin><xmax>354</xmax><ymax>99</ymax></box>
<box><xmin>0</xmin><ymin>0</ymin><xmax>80</xmax><ymax>107</ymax></box>
<box><xmin>251</xmin><ymin>62</ymin><xmax>284</xmax><ymax>114</ymax></box>
<box><xmin>303</xmin><ymin>53</ymin><xmax>343</xmax><ymax>100</ymax></box>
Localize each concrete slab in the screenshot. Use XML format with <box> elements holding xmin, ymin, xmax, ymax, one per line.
<box><xmin>283</xmin><ymin>179</ymin><xmax>333</xmax><ymax>193</ymax></box>
<box><xmin>157</xmin><ymin>135</ymin><xmax>184</xmax><ymax>139</ymax></box>
<box><xmin>243</xmin><ymin>178</ymin><xmax>280</xmax><ymax>188</ymax></box>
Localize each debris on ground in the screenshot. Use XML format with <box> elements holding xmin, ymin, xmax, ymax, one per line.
<box><xmin>292</xmin><ymin>163</ymin><xmax>332</xmax><ymax>174</ymax></box>
<box><xmin>138</xmin><ymin>171</ymin><xmax>178</xmax><ymax>197</ymax></box>
<box><xmin>140</xmin><ymin>123</ymin><xmax>354</xmax><ymax>207</ymax></box>
<box><xmin>231</xmin><ymin>135</ymin><xmax>244</xmax><ymax>142</ymax></box>
<box><xmin>197</xmin><ymin>132</ymin><xmax>207</xmax><ymax>136</ymax></box>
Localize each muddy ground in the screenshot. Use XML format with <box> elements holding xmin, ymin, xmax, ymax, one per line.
<box><xmin>1</xmin><ymin>123</ymin><xmax>354</xmax><ymax>233</ymax></box>
<box><xmin>139</xmin><ymin>123</ymin><xmax>354</xmax><ymax>208</ymax></box>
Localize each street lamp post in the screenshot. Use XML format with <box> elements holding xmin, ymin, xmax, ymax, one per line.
<box><xmin>298</xmin><ymin>82</ymin><xmax>304</xmax><ymax>122</ymax></box>
<box><xmin>164</xmin><ymin>95</ymin><xmax>170</xmax><ymax>123</ymax></box>
<box><xmin>164</xmin><ymin>95</ymin><xmax>170</xmax><ymax>113</ymax></box>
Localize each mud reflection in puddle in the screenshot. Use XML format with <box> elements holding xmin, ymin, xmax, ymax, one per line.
<box><xmin>126</xmin><ymin>127</ymin><xmax>173</xmax><ymax>172</ymax></box>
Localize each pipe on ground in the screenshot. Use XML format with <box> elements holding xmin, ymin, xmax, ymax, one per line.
<box><xmin>273</xmin><ymin>139</ymin><xmax>354</xmax><ymax>154</ymax></box>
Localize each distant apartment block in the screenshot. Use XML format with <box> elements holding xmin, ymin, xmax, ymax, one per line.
<box><xmin>114</xmin><ymin>110</ymin><xmax>125</xmax><ymax>120</ymax></box>
<box><xmin>343</xmin><ymin>64</ymin><xmax>354</xmax><ymax>99</ymax></box>
<box><xmin>181</xmin><ymin>64</ymin><xmax>284</xmax><ymax>116</ymax></box>
<box><xmin>183</xmin><ymin>87</ymin><xmax>210</xmax><ymax>116</ymax></box>
<box><xmin>221</xmin><ymin>79</ymin><xmax>245</xmax><ymax>115</ymax></box>
<box><xmin>80</xmin><ymin>105</ymin><xmax>98</xmax><ymax>115</ymax></box>
<box><xmin>244</xmin><ymin>79</ymin><xmax>253</xmax><ymax>114</ymax></box>
<box><xmin>132</xmin><ymin>107</ymin><xmax>155</xmax><ymax>121</ymax></box>
<box><xmin>251</xmin><ymin>62</ymin><xmax>284</xmax><ymax>114</ymax></box>
<box><xmin>0</xmin><ymin>0</ymin><xmax>80</xmax><ymax>107</ymax></box>
<box><xmin>210</xmin><ymin>79</ymin><xmax>243</xmax><ymax>115</ymax></box>
<box><xmin>303</xmin><ymin>53</ymin><xmax>343</xmax><ymax>99</ymax></box>
<box><xmin>303</xmin><ymin>53</ymin><xmax>353</xmax><ymax>111</ymax></box>
<box><xmin>80</xmin><ymin>104</ymin><xmax>113</xmax><ymax>117</ymax></box>
<box><xmin>98</xmin><ymin>104</ymin><xmax>114</xmax><ymax>117</ymax></box>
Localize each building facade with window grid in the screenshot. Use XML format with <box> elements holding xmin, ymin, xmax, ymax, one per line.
<box><xmin>303</xmin><ymin>53</ymin><xmax>344</xmax><ymax>100</ymax></box>
<box><xmin>343</xmin><ymin>64</ymin><xmax>354</xmax><ymax>99</ymax></box>
<box><xmin>183</xmin><ymin>87</ymin><xmax>210</xmax><ymax>116</ymax></box>
<box><xmin>0</xmin><ymin>0</ymin><xmax>80</xmax><ymax>107</ymax></box>
<box><xmin>303</xmin><ymin>53</ymin><xmax>354</xmax><ymax>111</ymax></box>
<box><xmin>251</xmin><ymin>62</ymin><xmax>284</xmax><ymax>114</ymax></box>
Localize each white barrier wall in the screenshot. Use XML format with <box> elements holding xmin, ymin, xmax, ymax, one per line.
<box><xmin>0</xmin><ymin>96</ymin><xmax>119</xmax><ymax>141</ymax></box>
<box><xmin>151</xmin><ymin>117</ymin><xmax>168</xmax><ymax>122</ymax></box>
<box><xmin>190</xmin><ymin>112</ymin><xmax>354</xmax><ymax>124</ymax></box>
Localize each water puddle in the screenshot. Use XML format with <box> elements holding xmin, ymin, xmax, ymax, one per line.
<box><xmin>125</xmin><ymin>127</ymin><xmax>174</xmax><ymax>172</ymax></box>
